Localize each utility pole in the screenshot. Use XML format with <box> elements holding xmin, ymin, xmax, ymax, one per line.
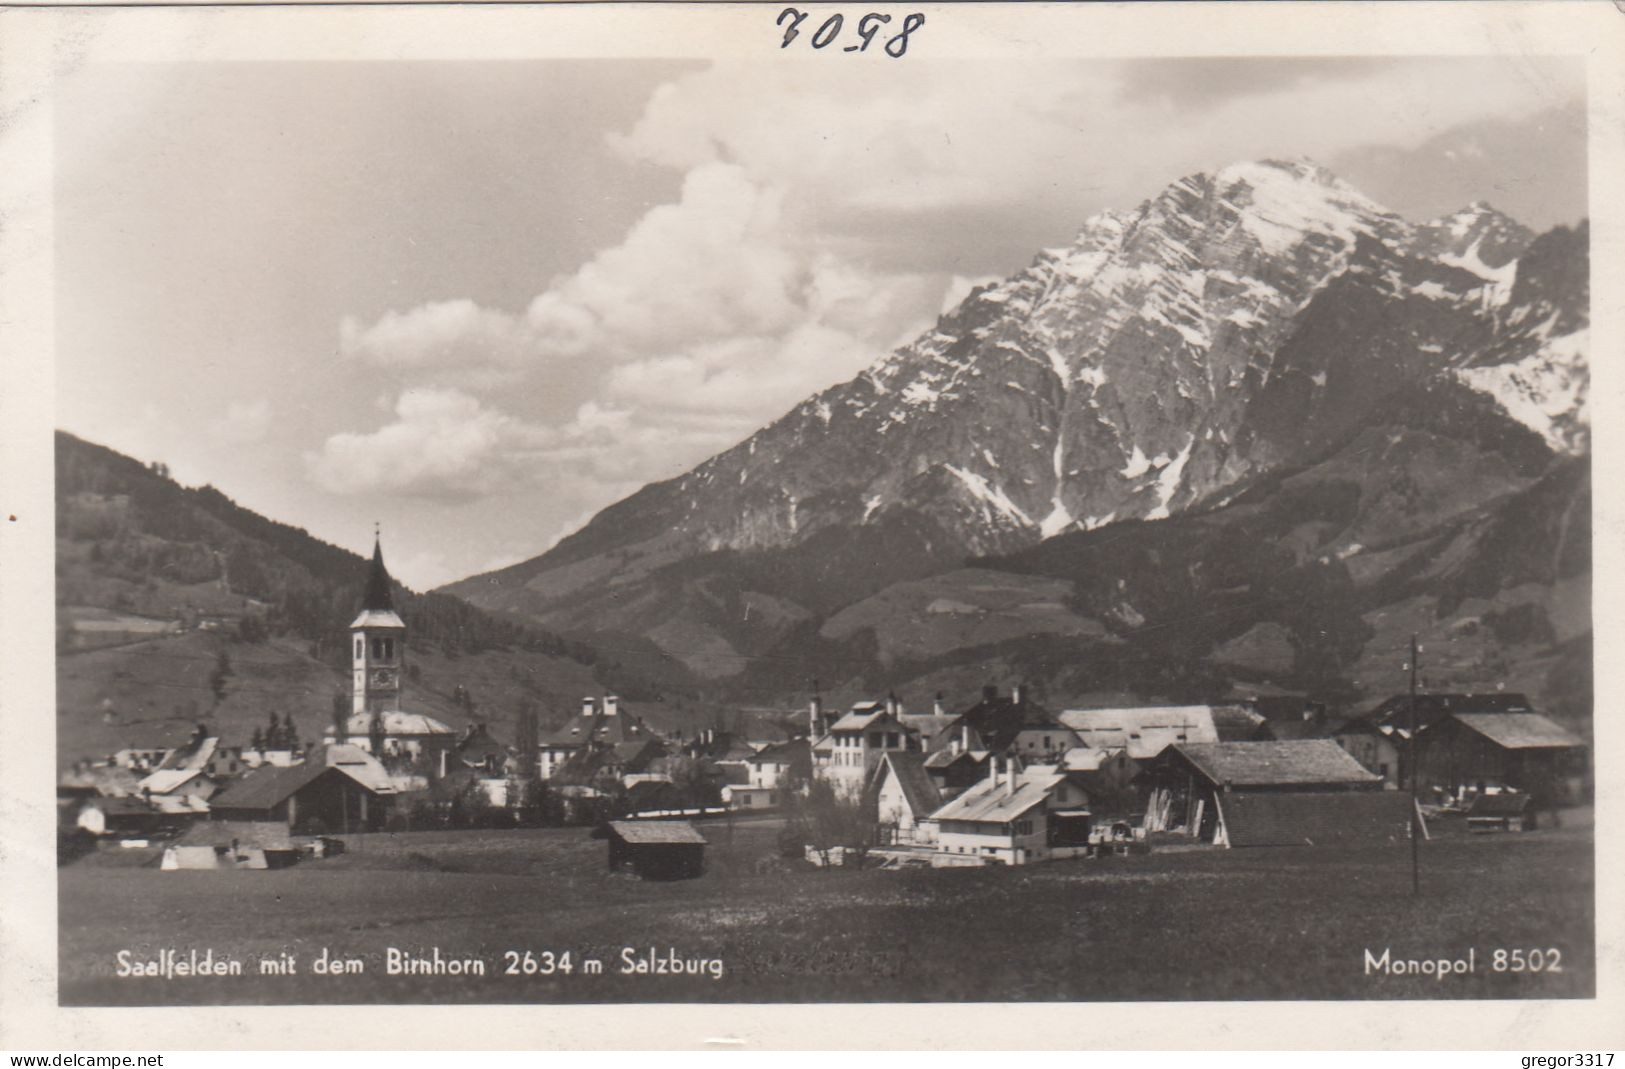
<box><xmin>1409</xmin><ymin>633</ymin><xmax>1420</xmax><ymax>896</ymax></box>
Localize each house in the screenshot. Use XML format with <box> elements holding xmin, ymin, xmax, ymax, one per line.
<box><xmin>1218</xmin><ymin>792</ymin><xmax>1424</xmax><ymax>848</ymax></box>
<box><xmin>1326</xmin><ymin>717</ymin><xmax>1402</xmax><ymax>788</ymax></box>
<box><xmin>719</xmin><ymin>783</ymin><xmax>779</xmax><ymax>811</ymax></box>
<box><xmin>1140</xmin><ymin>740</ymin><xmax>1384</xmax><ymax>843</ymax></box>
<box><xmin>867</xmin><ymin>752</ymin><xmax>943</xmax><ymax>846</ymax></box>
<box><xmin>137</xmin><ymin>767</ymin><xmax>217</xmax><ymax>803</ymax></box>
<box><xmin>321</xmin><ymin>536</ymin><xmax>457</xmax><ymax>782</ymax></box>
<box><xmin>599</xmin><ymin>820</ymin><xmax>708</xmax><ymax>880</ymax></box>
<box><xmin>1365</xmin><ymin>692</ymin><xmax>1535</xmax><ymax>734</ymax></box>
<box><xmin>929</xmin><ymin>759</ymin><xmax>1094</xmax><ymax>866</ymax></box>
<box><xmin>537</xmin><ymin>695</ymin><xmax>655</xmax><ymax>780</ymax></box>
<box><xmin>922</xmin><ymin>747</ymin><xmax>990</xmax><ymax>799</ymax></box>
<box><xmin>745</xmin><ymin>739</ymin><xmax>811</xmax><ymax>791</ymax></box>
<box><xmin>111</xmin><ymin>745</ymin><xmax>172</xmax><ymax>772</ymax></box>
<box><xmin>1414</xmin><ymin>713</ymin><xmax>1588</xmax><ymax>805</ymax></box>
<box><xmin>1057</xmin><ymin>705</ymin><xmax>1223</xmax><ymax>762</ymax></box>
<box><xmin>812</xmin><ymin>699</ymin><xmax>926</xmax><ymax>797</ymax></box>
<box><xmin>206</xmin><ymin>744</ymin><xmax>396</xmax><ymax>833</ymax></box>
<box><xmin>454</xmin><ymin>723</ymin><xmax>510</xmax><ymax>774</ymax></box>
<box><xmin>936</xmin><ymin>684</ymin><xmax>1059</xmax><ymax>756</ymax></box>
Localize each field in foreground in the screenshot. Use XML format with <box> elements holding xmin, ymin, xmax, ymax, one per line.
<box><xmin>59</xmin><ymin>817</ymin><xmax>1593</xmax><ymax>1004</ymax></box>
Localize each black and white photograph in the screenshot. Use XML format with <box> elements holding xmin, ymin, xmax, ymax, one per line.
<box><xmin>1</xmin><ymin>0</ymin><xmax>1621</xmax><ymax>1049</ymax></box>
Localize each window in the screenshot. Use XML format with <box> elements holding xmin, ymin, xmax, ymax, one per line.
<box><xmin>354</xmin><ymin>637</ymin><xmax>364</xmax><ymax>659</ymax></box>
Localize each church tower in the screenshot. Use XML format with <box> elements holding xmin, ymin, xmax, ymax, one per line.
<box><xmin>350</xmin><ymin>533</ymin><xmax>407</xmax><ymax>717</ymax></box>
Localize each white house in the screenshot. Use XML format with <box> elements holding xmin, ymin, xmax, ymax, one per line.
<box><xmin>929</xmin><ymin>759</ymin><xmax>1093</xmax><ymax>866</ymax></box>
<box><xmin>812</xmin><ymin>699</ymin><xmax>925</xmax><ymax>798</ymax></box>
<box><xmin>868</xmin><ymin>751</ymin><xmax>944</xmax><ymax>846</ymax></box>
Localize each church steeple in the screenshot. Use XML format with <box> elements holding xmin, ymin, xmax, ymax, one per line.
<box><xmin>349</xmin><ymin>527</ymin><xmax>407</xmax><ymax>718</ymax></box>
<box><xmin>362</xmin><ymin>530</ymin><xmax>396</xmax><ymax>612</ymax></box>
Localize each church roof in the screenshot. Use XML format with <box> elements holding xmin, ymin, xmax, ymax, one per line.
<box><xmin>336</xmin><ymin>711</ymin><xmax>454</xmax><ymax>737</ymax></box>
<box><xmin>363</xmin><ymin>535</ymin><xmax>396</xmax><ymax>611</ymax></box>
<box><xmin>350</xmin><ymin>536</ymin><xmax>406</xmax><ymax>629</ymax></box>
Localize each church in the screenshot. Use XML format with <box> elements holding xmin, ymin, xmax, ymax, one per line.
<box><xmin>322</xmin><ymin>534</ymin><xmax>456</xmax><ymax>785</ymax></box>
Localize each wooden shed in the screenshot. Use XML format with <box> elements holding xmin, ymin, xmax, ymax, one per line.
<box><xmin>600</xmin><ymin>820</ymin><xmax>708</xmax><ymax>880</ymax></box>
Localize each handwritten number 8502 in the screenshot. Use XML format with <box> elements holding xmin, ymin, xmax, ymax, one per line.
<box><xmin>778</xmin><ymin>9</ymin><xmax>925</xmax><ymax>57</ymax></box>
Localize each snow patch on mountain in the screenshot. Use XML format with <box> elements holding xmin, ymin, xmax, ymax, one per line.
<box><xmin>1454</xmin><ymin>328</ymin><xmax>1589</xmax><ymax>455</ymax></box>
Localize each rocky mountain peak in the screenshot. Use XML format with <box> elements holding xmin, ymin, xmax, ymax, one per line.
<box><xmin>1411</xmin><ymin>201</ymin><xmax>1535</xmax><ymax>276</ymax></box>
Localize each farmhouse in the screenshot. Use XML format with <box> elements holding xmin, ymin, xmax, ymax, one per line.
<box><xmin>929</xmin><ymin>759</ymin><xmax>1092</xmax><ymax>865</ymax></box>
<box><xmin>1414</xmin><ymin>713</ymin><xmax>1588</xmax><ymax>805</ymax></box>
<box><xmin>868</xmin><ymin>751</ymin><xmax>944</xmax><ymax>846</ymax></box>
<box><xmin>1140</xmin><ymin>740</ymin><xmax>1383</xmax><ymax>843</ymax></box>
<box><xmin>207</xmin><ymin>744</ymin><xmax>396</xmax><ymax>833</ymax></box>
<box><xmin>600</xmin><ymin>820</ymin><xmax>708</xmax><ymax>880</ymax></box>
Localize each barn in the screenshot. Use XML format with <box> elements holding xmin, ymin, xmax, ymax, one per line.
<box><xmin>601</xmin><ymin>820</ymin><xmax>708</xmax><ymax>880</ymax></box>
<box><xmin>206</xmin><ymin>745</ymin><xmax>395</xmax><ymax>833</ymax></box>
<box><xmin>1140</xmin><ymin>740</ymin><xmax>1384</xmax><ymax>843</ymax></box>
<box><xmin>1415</xmin><ymin>713</ymin><xmax>1588</xmax><ymax>805</ymax></box>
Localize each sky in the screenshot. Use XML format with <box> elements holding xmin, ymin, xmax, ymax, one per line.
<box><xmin>55</xmin><ymin>56</ymin><xmax>1588</xmax><ymax>589</ymax></box>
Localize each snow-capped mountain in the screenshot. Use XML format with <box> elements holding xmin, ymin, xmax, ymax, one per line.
<box><xmin>445</xmin><ymin>159</ymin><xmax>1588</xmax><ymax>684</ymax></box>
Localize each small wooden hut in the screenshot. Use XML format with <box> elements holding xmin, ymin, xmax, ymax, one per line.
<box><xmin>601</xmin><ymin>820</ymin><xmax>708</xmax><ymax>880</ymax></box>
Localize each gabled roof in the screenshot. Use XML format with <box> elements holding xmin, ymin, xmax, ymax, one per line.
<box><xmin>930</xmin><ymin>770</ymin><xmax>1064</xmax><ymax>825</ymax></box>
<box><xmin>539</xmin><ymin>710</ymin><xmax>647</xmax><ymax>748</ymax></box>
<box><xmin>1364</xmin><ymin>692</ymin><xmax>1533</xmax><ymax>731</ymax></box>
<box><xmin>1449</xmin><ymin>713</ymin><xmax>1584</xmax><ymax>750</ymax></box>
<box><xmin>209</xmin><ymin>747</ymin><xmax>395</xmax><ymax>811</ymax></box>
<box><xmin>138</xmin><ymin>768</ymin><xmax>207</xmax><ymax>795</ymax></box>
<box><xmin>606</xmin><ymin>820</ymin><xmax>708</xmax><ymax>845</ymax></box>
<box><xmin>870</xmin><ymin>752</ymin><xmax>942</xmax><ymax>818</ymax></box>
<box><xmin>828</xmin><ymin>709</ymin><xmax>908</xmax><ymax>733</ymax></box>
<box><xmin>747</xmin><ymin>738</ymin><xmax>809</xmax><ymax>766</ymax></box>
<box><xmin>1168</xmin><ymin>741</ymin><xmax>1381</xmax><ymax>789</ymax></box>
<box><xmin>924</xmin><ymin>747</ymin><xmax>987</xmax><ymax>770</ymax></box>
<box><xmin>1058</xmin><ymin>706</ymin><xmax>1221</xmax><ymax>760</ymax></box>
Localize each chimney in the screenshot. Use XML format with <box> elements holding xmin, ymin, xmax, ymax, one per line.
<box><xmin>1012</xmin><ymin>682</ymin><xmax>1025</xmax><ymax>707</ymax></box>
<box><xmin>809</xmin><ymin>694</ymin><xmax>823</xmax><ymax>737</ymax></box>
<box><xmin>582</xmin><ymin>696</ymin><xmax>595</xmax><ymax>718</ymax></box>
<box><xmin>1006</xmin><ymin>756</ymin><xmax>1016</xmax><ymax>798</ymax></box>
<box><xmin>604</xmin><ymin>696</ymin><xmax>619</xmax><ymax>717</ymax></box>
<box><xmin>933</xmin><ymin>692</ymin><xmax>945</xmax><ymax>717</ymax></box>
<box><xmin>986</xmin><ymin>756</ymin><xmax>998</xmax><ymax>788</ymax></box>
<box><xmin>886</xmin><ymin>691</ymin><xmax>899</xmax><ymax>716</ymax></box>
<box><xmin>961</xmin><ymin>724</ymin><xmax>971</xmax><ymax>754</ymax></box>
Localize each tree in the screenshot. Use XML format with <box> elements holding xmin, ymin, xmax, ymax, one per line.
<box><xmin>781</xmin><ymin>778</ymin><xmax>879</xmax><ymax>868</ymax></box>
<box><xmin>209</xmin><ymin>650</ymin><xmax>232</xmax><ymax>706</ymax></box>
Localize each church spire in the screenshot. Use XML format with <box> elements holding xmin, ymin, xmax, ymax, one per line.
<box><xmin>363</xmin><ymin>527</ymin><xmax>395</xmax><ymax>612</ymax></box>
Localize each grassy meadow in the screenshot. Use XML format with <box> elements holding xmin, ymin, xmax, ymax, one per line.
<box><xmin>59</xmin><ymin>815</ymin><xmax>1593</xmax><ymax>1005</ymax></box>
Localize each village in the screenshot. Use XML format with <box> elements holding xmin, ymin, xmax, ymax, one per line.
<box><xmin>58</xmin><ymin>538</ymin><xmax>1592</xmax><ymax>879</ymax></box>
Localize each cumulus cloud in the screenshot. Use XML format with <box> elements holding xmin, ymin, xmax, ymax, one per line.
<box><xmin>306</xmin><ymin>387</ymin><xmax>549</xmax><ymax>502</ymax></box>
<box><xmin>328</xmin><ymin>161</ymin><xmax>955</xmax><ymax>504</ymax></box>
